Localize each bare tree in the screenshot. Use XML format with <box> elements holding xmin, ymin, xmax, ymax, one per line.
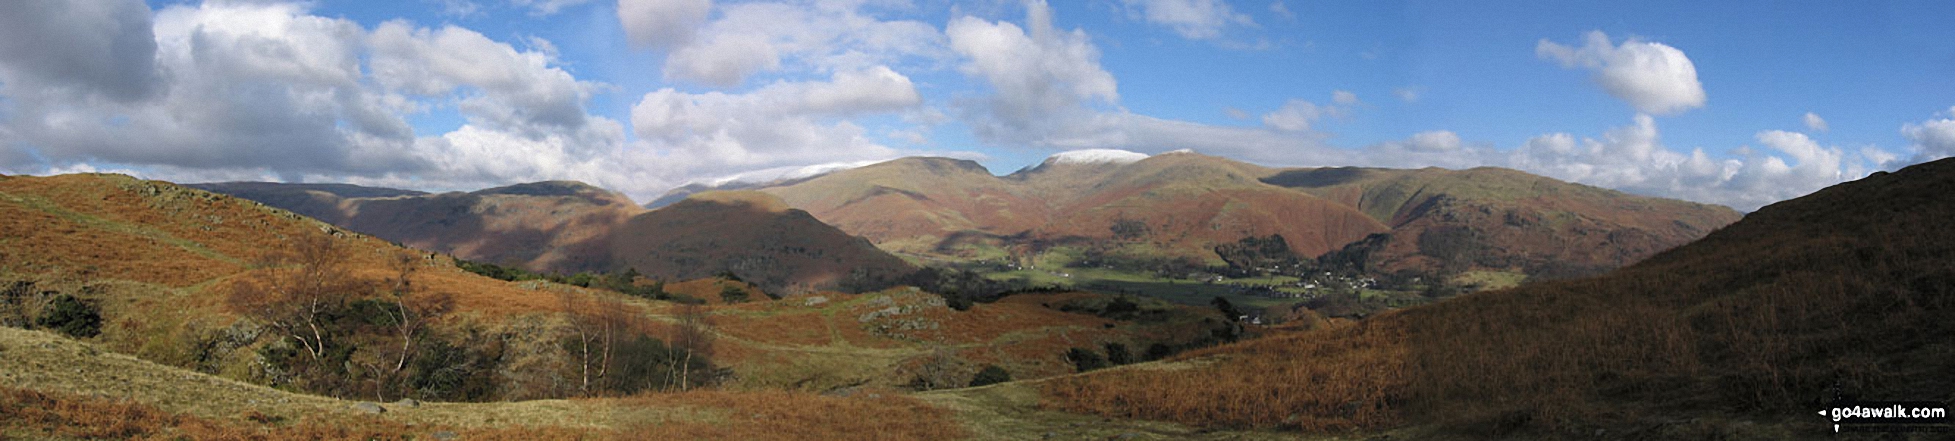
<box><xmin>383</xmin><ymin>251</ymin><xmax>452</xmax><ymax>373</ymax></box>
<box><xmin>670</xmin><ymin>302</ymin><xmax>715</xmax><ymax>391</ymax></box>
<box><xmin>227</xmin><ymin>233</ymin><xmax>364</xmax><ymax>361</ymax></box>
<box><xmin>560</xmin><ymin>289</ymin><xmax>641</xmax><ymax>396</ymax></box>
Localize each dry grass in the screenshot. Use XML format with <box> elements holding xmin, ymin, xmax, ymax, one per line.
<box><xmin>1040</xmin><ymin>318</ymin><xmax>1408</xmax><ymax>432</ymax></box>
<box><xmin>1038</xmin><ymin>159</ymin><xmax>1955</xmax><ymax>436</ymax></box>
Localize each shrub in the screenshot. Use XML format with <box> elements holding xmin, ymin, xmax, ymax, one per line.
<box><xmin>969</xmin><ymin>365</ymin><xmax>1012</xmax><ymax>387</ymax></box>
<box><xmin>1104</xmin><ymin>342</ymin><xmax>1133</xmax><ymax>365</ymax></box>
<box><xmin>719</xmin><ymin>284</ymin><xmax>750</xmax><ymax>304</ymax></box>
<box><xmin>1066</xmin><ymin>347</ymin><xmax>1107</xmax><ymax>373</ymax></box>
<box><xmin>37</xmin><ymin>294</ymin><xmax>101</xmax><ymax>338</ymax></box>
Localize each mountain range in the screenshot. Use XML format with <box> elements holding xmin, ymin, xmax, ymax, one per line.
<box><xmin>200</xmin><ymin>150</ymin><xmax>1740</xmax><ymax>289</ymax></box>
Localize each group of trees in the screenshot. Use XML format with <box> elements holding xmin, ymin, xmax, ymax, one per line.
<box><xmin>226</xmin><ymin>235</ymin><xmax>488</xmax><ymax>401</ymax></box>
<box><xmin>1</xmin><ymin>279</ymin><xmax>102</xmax><ymax>339</ymax></box>
<box><xmin>456</xmin><ymin>260</ymin><xmax>688</xmax><ymax>303</ymax></box>
<box><xmin>228</xmin><ymin>234</ymin><xmax>721</xmax><ymax>401</ymax></box>
<box><xmin>556</xmin><ymin>290</ymin><xmax>720</xmax><ymax>396</ymax></box>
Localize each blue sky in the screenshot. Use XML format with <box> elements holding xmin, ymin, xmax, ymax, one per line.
<box><xmin>1</xmin><ymin>0</ymin><xmax>1951</xmax><ymax>210</ymax></box>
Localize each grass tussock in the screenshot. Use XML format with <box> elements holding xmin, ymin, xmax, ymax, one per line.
<box><xmin>1040</xmin><ymin>159</ymin><xmax>1955</xmax><ymax>436</ymax></box>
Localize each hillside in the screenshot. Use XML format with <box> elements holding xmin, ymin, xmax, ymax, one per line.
<box><xmin>193</xmin><ymin>180</ymin><xmax>642</xmax><ymax>274</ymax></box>
<box><xmin>749</xmin><ymin>151</ymin><xmax>1736</xmax><ymax>286</ymax></box>
<box><xmin>1270</xmin><ymin>166</ymin><xmax>1742</xmax><ymax>278</ymax></box>
<box><xmin>2</xmin><ymin>172</ymin><xmax>1271</xmax><ymax>438</ymax></box>
<box><xmin>1039</xmin><ymin>158</ymin><xmax>1955</xmax><ymax>437</ymax></box>
<box><xmin>611</xmin><ymin>191</ymin><xmax>917</xmax><ymax>296</ymax></box>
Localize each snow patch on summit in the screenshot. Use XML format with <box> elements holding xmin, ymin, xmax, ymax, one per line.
<box><xmin>1044</xmin><ymin>149</ymin><xmax>1150</xmax><ymax>165</ymax></box>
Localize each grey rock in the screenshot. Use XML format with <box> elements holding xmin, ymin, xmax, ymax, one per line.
<box><xmin>393</xmin><ymin>398</ymin><xmax>420</xmax><ymax>408</ymax></box>
<box><xmin>352</xmin><ymin>402</ymin><xmax>386</xmax><ymax>414</ymax></box>
<box><xmin>430</xmin><ymin>431</ymin><xmax>459</xmax><ymax>440</ymax></box>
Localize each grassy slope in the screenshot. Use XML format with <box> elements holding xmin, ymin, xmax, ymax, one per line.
<box><xmin>1039</xmin><ymin>159</ymin><xmax>1955</xmax><ymax>439</ymax></box>
<box><xmin>0</xmin><ymin>326</ymin><xmax>964</xmax><ymax>440</ymax></box>
<box><xmin>1269</xmin><ymin>166</ymin><xmax>1742</xmax><ymax>277</ymax></box>
<box><xmin>1</xmin><ymin>173</ymin><xmax>1272</xmax><ymax>438</ymax></box>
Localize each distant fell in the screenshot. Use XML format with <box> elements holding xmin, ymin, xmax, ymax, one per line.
<box><xmin>611</xmin><ymin>190</ymin><xmax>916</xmax><ymax>296</ymax></box>
<box><xmin>750</xmin><ymin>151</ymin><xmax>1736</xmax><ymax>278</ymax></box>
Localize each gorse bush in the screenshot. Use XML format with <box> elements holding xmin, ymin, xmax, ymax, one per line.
<box><xmin>36</xmin><ymin>294</ymin><xmax>100</xmax><ymax>338</ymax></box>
<box><xmin>969</xmin><ymin>365</ymin><xmax>1012</xmax><ymax>387</ymax></box>
<box><xmin>1065</xmin><ymin>347</ymin><xmax>1107</xmax><ymax>373</ymax></box>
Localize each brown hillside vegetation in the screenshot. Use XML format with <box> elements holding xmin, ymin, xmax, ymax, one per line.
<box><xmin>755</xmin><ymin>152</ymin><xmax>1736</xmax><ymax>277</ymax></box>
<box><xmin>193</xmin><ymin>180</ymin><xmax>642</xmax><ymax>274</ymax></box>
<box><xmin>3</xmin><ymin>173</ymin><xmax>1263</xmax><ymax>438</ymax></box>
<box><xmin>1271</xmin><ymin>166</ymin><xmax>1741</xmax><ymax>277</ymax></box>
<box><xmin>0</xmin><ymin>326</ymin><xmax>961</xmax><ymax>440</ymax></box>
<box><xmin>612</xmin><ymin>190</ymin><xmax>916</xmax><ymax>296</ymax></box>
<box><xmin>1042</xmin><ymin>158</ymin><xmax>1955</xmax><ymax>437</ymax></box>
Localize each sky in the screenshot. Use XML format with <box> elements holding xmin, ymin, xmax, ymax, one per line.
<box><xmin>1</xmin><ymin>0</ymin><xmax>1952</xmax><ymax>211</ymax></box>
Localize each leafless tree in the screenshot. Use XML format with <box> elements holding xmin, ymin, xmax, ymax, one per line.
<box><xmin>227</xmin><ymin>233</ymin><xmax>364</xmax><ymax>361</ymax></box>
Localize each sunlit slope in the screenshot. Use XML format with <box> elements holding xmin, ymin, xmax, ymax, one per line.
<box><xmin>753</xmin><ymin>153</ymin><xmax>1733</xmax><ymax>277</ymax></box>
<box><xmin>1041</xmin><ymin>158</ymin><xmax>1955</xmax><ymax>437</ymax></box>
<box><xmin>1267</xmin><ymin>165</ymin><xmax>1742</xmax><ymax>277</ymax></box>
<box><xmin>193</xmin><ymin>180</ymin><xmax>643</xmax><ymax>274</ymax></box>
<box><xmin>0</xmin><ymin>326</ymin><xmax>962</xmax><ymax>440</ymax></box>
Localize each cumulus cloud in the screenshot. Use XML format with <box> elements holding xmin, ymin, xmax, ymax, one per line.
<box><xmin>628</xmin><ymin>66</ymin><xmax>922</xmax><ymax>176</ymax></box>
<box><xmin>1495</xmin><ymin>113</ymin><xmax>1891</xmax><ymax>211</ymax></box>
<box><xmin>1118</xmin><ymin>0</ymin><xmax>1254</xmax><ymax>40</ymax></box>
<box><xmin>0</xmin><ymin>1</ymin><xmax>661</xmax><ymax>198</ymax></box>
<box><xmin>1358</xmin><ymin>130</ymin><xmax>1501</xmax><ymax>170</ymax></box>
<box><xmin>1901</xmin><ymin>107</ymin><xmax>1955</xmax><ymax>162</ymax></box>
<box><xmin>949</xmin><ymin>0</ymin><xmax>1120</xmax><ymax>145</ymax></box>
<box><xmin>1538</xmin><ymin>31</ymin><xmax>1706</xmax><ymax>116</ymax></box>
<box><xmin>944</xmin><ymin>1</ymin><xmax>1347</xmax><ymax>165</ymax></box>
<box><xmin>656</xmin><ymin>1</ymin><xmax>944</xmax><ymax>87</ymax></box>
<box><xmin>0</xmin><ymin>1</ymin><xmax>162</xmax><ymax>103</ymax></box>
<box><xmin>1261</xmin><ymin>99</ymin><xmax>1331</xmax><ymax>132</ymax></box>
<box><xmin>1803</xmin><ymin>112</ymin><xmax>1828</xmax><ymax>132</ymax></box>
<box><xmin>617</xmin><ymin>0</ymin><xmax>712</xmax><ymax>49</ymax></box>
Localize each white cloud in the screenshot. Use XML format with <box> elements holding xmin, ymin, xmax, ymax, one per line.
<box><xmin>1268</xmin><ymin>1</ymin><xmax>1294</xmax><ymax>20</ymax></box>
<box><xmin>1261</xmin><ymin>92</ymin><xmax>1355</xmax><ymax>132</ymax></box>
<box><xmin>1803</xmin><ymin>112</ymin><xmax>1828</xmax><ymax>132</ymax></box>
<box><xmin>368</xmin><ymin>22</ymin><xmax>600</xmax><ymax>133</ymax></box>
<box><xmin>617</xmin><ymin>0</ymin><xmax>712</xmax><ymax>49</ymax></box>
<box><xmin>512</xmin><ymin>0</ymin><xmax>593</xmax><ymax>16</ymax></box>
<box><xmin>948</xmin><ymin>0</ymin><xmax>1119</xmax><ymax>145</ymax></box>
<box><xmin>1262</xmin><ymin>99</ymin><xmax>1329</xmax><ymax>132</ymax></box>
<box><xmin>0</xmin><ymin>1</ymin><xmax>675</xmax><ymax>199</ymax></box>
<box><xmin>1901</xmin><ymin>107</ymin><xmax>1955</xmax><ymax>162</ymax></box>
<box><xmin>1118</xmin><ymin>0</ymin><xmax>1254</xmax><ymax>41</ymax></box>
<box><xmin>1538</xmin><ymin>31</ymin><xmax>1706</xmax><ymax>116</ymax></box>
<box><xmin>1360</xmin><ymin>130</ymin><xmax>1498</xmax><ymax>170</ymax></box>
<box><xmin>1393</xmin><ymin>87</ymin><xmax>1419</xmax><ymax>103</ymax></box>
<box><xmin>628</xmin><ymin>66</ymin><xmax>923</xmax><ymax>177</ymax></box>
<box><xmin>1332</xmin><ymin>90</ymin><xmax>1359</xmax><ymax>105</ymax></box>
<box><xmin>1500</xmin><ymin>114</ymin><xmax>1886</xmax><ymax>211</ymax></box>
<box><xmin>657</xmin><ymin>1</ymin><xmax>945</xmax><ymax>87</ymax></box>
